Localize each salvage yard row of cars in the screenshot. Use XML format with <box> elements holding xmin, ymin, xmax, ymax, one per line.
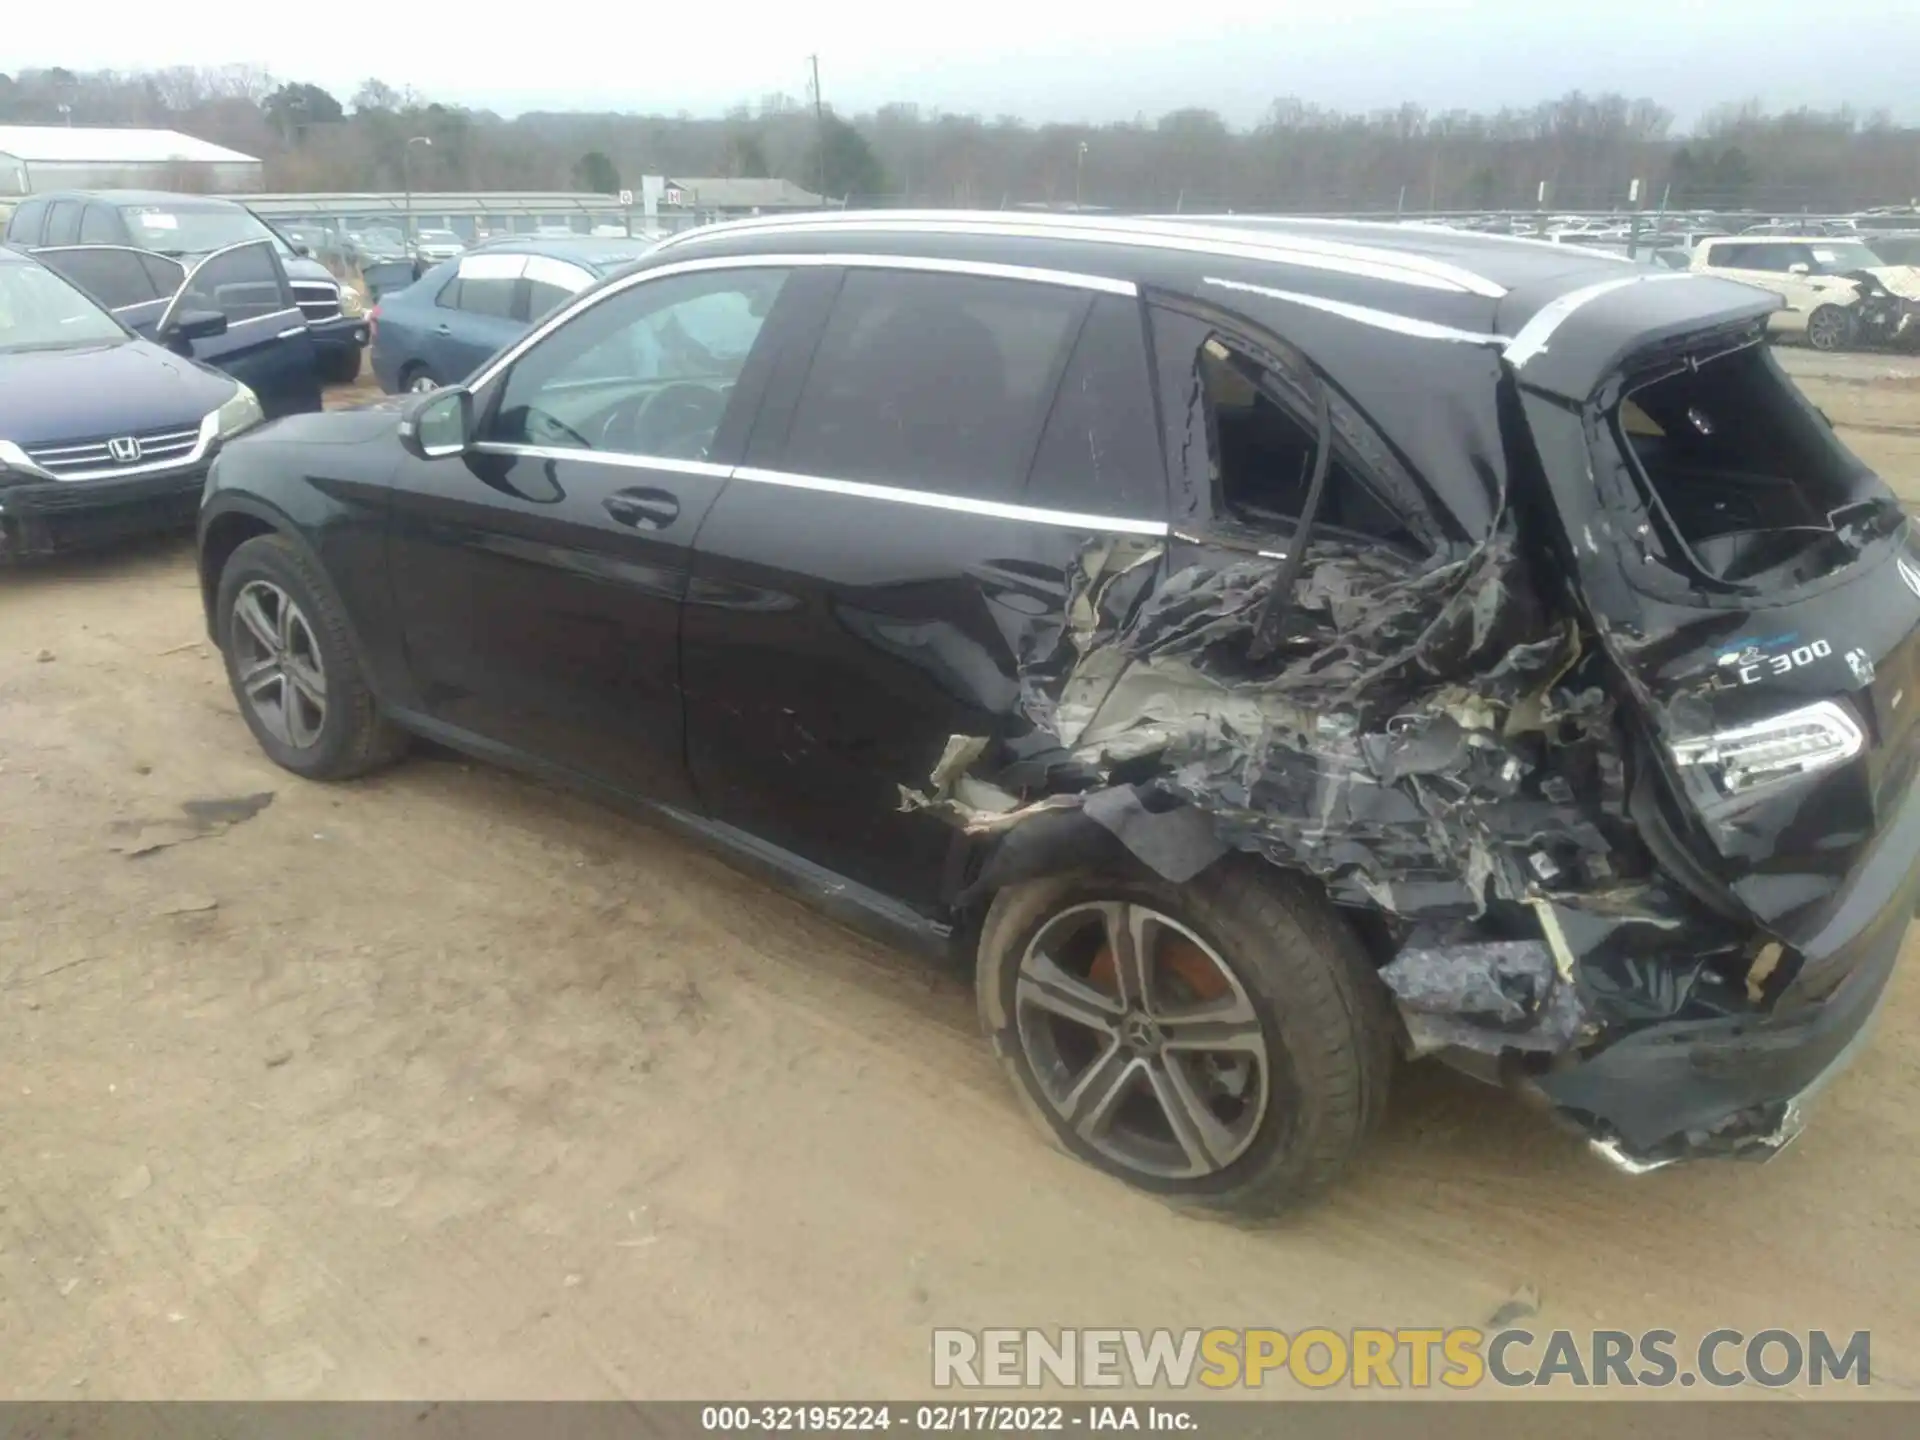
<box><xmin>7</xmin><ymin>208</ymin><xmax>1920</xmax><ymax>1214</ymax></box>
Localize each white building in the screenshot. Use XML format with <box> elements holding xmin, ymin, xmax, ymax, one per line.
<box><xmin>0</xmin><ymin>125</ymin><xmax>263</xmax><ymax>196</ymax></box>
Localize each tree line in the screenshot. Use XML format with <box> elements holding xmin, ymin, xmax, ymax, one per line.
<box><xmin>2</xmin><ymin>65</ymin><xmax>1916</xmax><ymax>214</ymax></box>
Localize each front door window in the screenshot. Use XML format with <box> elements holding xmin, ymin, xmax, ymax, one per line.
<box><xmin>483</xmin><ymin>267</ymin><xmax>787</xmax><ymax>461</ymax></box>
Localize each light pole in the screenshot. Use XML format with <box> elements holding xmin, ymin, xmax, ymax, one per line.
<box><xmin>1074</xmin><ymin>141</ymin><xmax>1088</xmax><ymax>210</ymax></box>
<box><xmin>402</xmin><ymin>135</ymin><xmax>432</xmax><ymax>255</ymax></box>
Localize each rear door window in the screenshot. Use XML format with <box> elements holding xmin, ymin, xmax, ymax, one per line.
<box><xmin>776</xmin><ymin>268</ymin><xmax>1088</xmax><ymax>499</ymax></box>
<box><xmin>31</xmin><ymin>247</ymin><xmax>172</xmax><ymax>311</ymax></box>
<box><xmin>78</xmin><ymin>205</ymin><xmax>121</xmax><ymax>244</ymax></box>
<box><xmin>1150</xmin><ymin>306</ymin><xmax>1437</xmax><ymax>553</ymax></box>
<box><xmin>439</xmin><ymin>252</ymin><xmax>524</xmax><ymax>319</ymax></box>
<box><xmin>44</xmin><ymin>200</ymin><xmax>82</xmax><ymax>246</ymax></box>
<box><xmin>523</xmin><ymin>255</ymin><xmax>595</xmax><ymax>320</ymax></box>
<box><xmin>1022</xmin><ymin>294</ymin><xmax>1165</xmax><ymax>519</ymax></box>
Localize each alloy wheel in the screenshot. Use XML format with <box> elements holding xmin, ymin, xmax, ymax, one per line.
<box><xmin>408</xmin><ymin>373</ymin><xmax>439</xmax><ymax>393</ymax></box>
<box><xmin>230</xmin><ymin>580</ymin><xmax>329</xmax><ymax>749</ymax></box>
<box><xmin>1808</xmin><ymin>308</ymin><xmax>1849</xmax><ymax>352</ymax></box>
<box><xmin>1014</xmin><ymin>901</ymin><xmax>1272</xmax><ymax>1180</ymax></box>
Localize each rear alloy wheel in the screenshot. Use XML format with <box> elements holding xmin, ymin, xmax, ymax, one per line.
<box><xmin>1806</xmin><ymin>304</ymin><xmax>1853</xmax><ymax>352</ymax></box>
<box><xmin>977</xmin><ymin>864</ymin><xmax>1394</xmax><ymax>1216</ymax></box>
<box><xmin>403</xmin><ymin>365</ymin><xmax>440</xmax><ymax>394</ymax></box>
<box><xmin>1014</xmin><ymin>901</ymin><xmax>1271</xmax><ymax>1178</ymax></box>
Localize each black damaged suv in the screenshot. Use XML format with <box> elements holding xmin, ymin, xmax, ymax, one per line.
<box><xmin>194</xmin><ymin>212</ymin><xmax>1920</xmax><ymax>1213</ymax></box>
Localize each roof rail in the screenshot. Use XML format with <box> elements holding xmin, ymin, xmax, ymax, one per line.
<box><xmin>657</xmin><ymin>209</ymin><xmax>1507</xmax><ymax>297</ymax></box>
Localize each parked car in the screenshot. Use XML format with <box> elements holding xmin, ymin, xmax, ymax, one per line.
<box><xmin>369</xmin><ymin>237</ymin><xmax>657</xmax><ymax>393</ymax></box>
<box><xmin>0</xmin><ymin>245</ymin><xmax>270</xmax><ymax>559</ymax></box>
<box><xmin>4</xmin><ymin>191</ymin><xmax>369</xmax><ymax>383</ymax></box>
<box><xmin>0</xmin><ymin>233</ymin><xmax>321</xmax><ymax>420</ymax></box>
<box><xmin>411</xmin><ymin>229</ymin><xmax>467</xmax><ymax>264</ymax></box>
<box><xmin>348</xmin><ymin>226</ymin><xmax>410</xmax><ymax>264</ymax></box>
<box><xmin>197</xmin><ymin>211</ymin><xmax>1920</xmax><ymax>1212</ymax></box>
<box><xmin>1691</xmin><ymin>234</ymin><xmax>1920</xmax><ymax>350</ymax></box>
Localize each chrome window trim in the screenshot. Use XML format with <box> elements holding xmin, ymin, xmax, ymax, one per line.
<box><xmin>463</xmin><ymin>446</ymin><xmax>1166</xmax><ymax>536</ymax></box>
<box><xmin>470</xmin><ymin>442</ymin><xmax>733</xmax><ymax>480</ymax></box>
<box><xmin>1202</xmin><ymin>276</ymin><xmax>1508</xmax><ymax>345</ymax></box>
<box><xmin>732</xmin><ymin>466</ymin><xmax>1169</xmax><ymax>536</ymax></box>
<box><xmin>0</xmin><ymin>411</ymin><xmax>219</xmax><ymax>483</ymax></box>
<box><xmin>465</xmin><ymin>251</ymin><xmax>1138</xmax><ymax>395</ymax></box>
<box><xmin>656</xmin><ymin>211</ymin><xmax>1505</xmax><ymax>298</ymax></box>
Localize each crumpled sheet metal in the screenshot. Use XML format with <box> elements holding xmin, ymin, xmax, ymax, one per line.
<box><xmin>1380</xmin><ymin>937</ymin><xmax>1589</xmax><ymax>1056</ymax></box>
<box><xmin>911</xmin><ymin>511</ymin><xmax>1732</xmax><ymax>1049</ymax></box>
<box><xmin>1030</xmin><ymin>522</ymin><xmax>1630</xmax><ymax>920</ymax></box>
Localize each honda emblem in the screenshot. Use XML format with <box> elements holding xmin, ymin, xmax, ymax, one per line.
<box><xmin>107</xmin><ymin>436</ymin><xmax>142</xmax><ymax>464</ymax></box>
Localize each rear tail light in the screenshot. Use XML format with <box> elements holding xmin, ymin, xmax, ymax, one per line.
<box><xmin>1668</xmin><ymin>700</ymin><xmax>1864</xmax><ymax>801</ymax></box>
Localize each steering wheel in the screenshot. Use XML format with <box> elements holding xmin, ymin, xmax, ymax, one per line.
<box><xmin>619</xmin><ymin>383</ymin><xmax>727</xmax><ymax>459</ymax></box>
<box><xmin>520</xmin><ymin>405</ymin><xmax>594</xmax><ymax>450</ymax></box>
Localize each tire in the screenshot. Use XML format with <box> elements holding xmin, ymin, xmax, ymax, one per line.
<box><xmin>1806</xmin><ymin>305</ymin><xmax>1853</xmax><ymax>352</ymax></box>
<box><xmin>215</xmin><ymin>534</ymin><xmax>407</xmax><ymax>781</ymax></box>
<box><xmin>977</xmin><ymin>861</ymin><xmax>1394</xmax><ymax>1218</ymax></box>
<box><xmin>398</xmin><ymin>362</ymin><xmax>440</xmax><ymax>394</ymax></box>
<box><xmin>318</xmin><ymin>347</ymin><xmax>364</xmax><ymax>385</ymax></box>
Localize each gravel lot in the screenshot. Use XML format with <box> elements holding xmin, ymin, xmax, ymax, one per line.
<box><xmin>3</xmin><ymin>347</ymin><xmax>1919</xmax><ymax>1399</ymax></box>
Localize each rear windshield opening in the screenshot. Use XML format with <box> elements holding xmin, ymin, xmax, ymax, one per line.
<box><xmin>1614</xmin><ymin>344</ymin><xmax>1897</xmax><ymax>586</ymax></box>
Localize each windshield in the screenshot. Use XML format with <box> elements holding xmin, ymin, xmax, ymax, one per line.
<box><xmin>1808</xmin><ymin>242</ymin><xmax>1886</xmax><ymax>273</ymax></box>
<box><xmin>0</xmin><ymin>262</ymin><xmax>126</xmax><ymax>352</ymax></box>
<box><xmin>417</xmin><ymin>230</ymin><xmax>461</xmax><ymax>244</ymax></box>
<box><xmin>121</xmin><ymin>204</ymin><xmax>290</xmax><ymax>259</ymax></box>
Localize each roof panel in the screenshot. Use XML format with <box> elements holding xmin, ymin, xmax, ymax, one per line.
<box><xmin>0</xmin><ymin>125</ymin><xmax>258</xmax><ymax>166</ymax></box>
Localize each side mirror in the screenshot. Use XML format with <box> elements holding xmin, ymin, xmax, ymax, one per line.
<box><xmin>162</xmin><ymin>308</ymin><xmax>229</xmax><ymax>345</ymax></box>
<box><xmin>398</xmin><ymin>385</ymin><xmax>473</xmax><ymax>460</ymax></box>
<box><xmin>1788</xmin><ymin>262</ymin><xmax>1812</xmax><ymax>275</ymax></box>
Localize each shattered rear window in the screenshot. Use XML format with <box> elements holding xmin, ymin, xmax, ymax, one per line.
<box><xmin>1605</xmin><ymin>343</ymin><xmax>1902</xmax><ymax>588</ymax></box>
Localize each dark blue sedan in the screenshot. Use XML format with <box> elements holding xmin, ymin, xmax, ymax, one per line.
<box><xmin>369</xmin><ymin>236</ymin><xmax>657</xmax><ymax>394</ymax></box>
<box><xmin>0</xmin><ymin>246</ymin><xmax>275</xmax><ymax>559</ymax></box>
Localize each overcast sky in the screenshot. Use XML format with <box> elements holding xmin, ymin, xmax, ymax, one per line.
<box><xmin>10</xmin><ymin>0</ymin><xmax>1918</xmax><ymax>128</ymax></box>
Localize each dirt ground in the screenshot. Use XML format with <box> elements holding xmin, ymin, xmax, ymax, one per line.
<box><xmin>4</xmin><ymin>348</ymin><xmax>1920</xmax><ymax>1401</ymax></box>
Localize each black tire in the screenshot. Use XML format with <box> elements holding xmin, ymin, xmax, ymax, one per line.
<box><xmin>398</xmin><ymin>362</ymin><xmax>440</xmax><ymax>394</ymax></box>
<box><xmin>318</xmin><ymin>347</ymin><xmax>365</xmax><ymax>385</ymax></box>
<box><xmin>1806</xmin><ymin>305</ymin><xmax>1853</xmax><ymax>352</ymax></box>
<box><xmin>215</xmin><ymin>533</ymin><xmax>407</xmax><ymax>780</ymax></box>
<box><xmin>977</xmin><ymin>861</ymin><xmax>1394</xmax><ymax>1217</ymax></box>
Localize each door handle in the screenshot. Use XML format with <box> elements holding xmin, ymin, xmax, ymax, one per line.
<box><xmin>434</xmin><ymin>323</ymin><xmax>453</xmax><ymax>335</ymax></box>
<box><xmin>603</xmin><ymin>487</ymin><xmax>680</xmax><ymax>530</ymax></box>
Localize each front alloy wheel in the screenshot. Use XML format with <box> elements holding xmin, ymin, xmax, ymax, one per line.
<box><xmin>214</xmin><ymin>533</ymin><xmax>406</xmax><ymax>780</ymax></box>
<box><xmin>1807</xmin><ymin>304</ymin><xmax>1852</xmax><ymax>352</ymax></box>
<box><xmin>230</xmin><ymin>579</ymin><xmax>328</xmax><ymax>749</ymax></box>
<box><xmin>1015</xmin><ymin>901</ymin><xmax>1270</xmax><ymax>1179</ymax></box>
